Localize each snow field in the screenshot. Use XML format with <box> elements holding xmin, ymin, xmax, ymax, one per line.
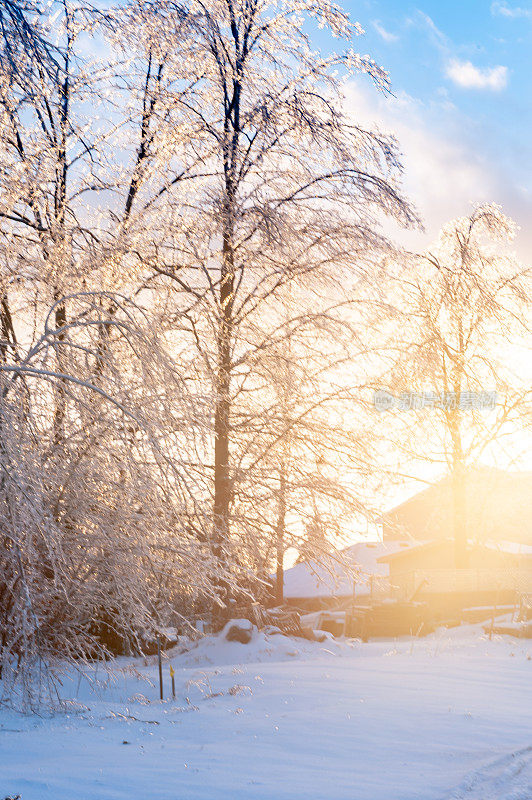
<box><xmin>0</xmin><ymin>625</ymin><xmax>530</xmax><ymax>800</ymax></box>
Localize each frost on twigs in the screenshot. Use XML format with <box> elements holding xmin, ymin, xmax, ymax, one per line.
<box><xmin>0</xmin><ymin>292</ymin><xmax>224</xmax><ymax>710</ymax></box>
<box><xmin>0</xmin><ymin>0</ymin><xmax>417</xmax><ymax>711</ymax></box>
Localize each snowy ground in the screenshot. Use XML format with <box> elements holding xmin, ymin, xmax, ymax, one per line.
<box><xmin>1</xmin><ymin>625</ymin><xmax>531</xmax><ymax>800</ymax></box>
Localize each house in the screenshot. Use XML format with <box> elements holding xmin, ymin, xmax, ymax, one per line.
<box><xmin>379</xmin><ymin>539</ymin><xmax>532</xmax><ymax>600</ymax></box>
<box><xmin>378</xmin><ymin>538</ymin><xmax>532</xmax><ymax>617</ymax></box>
<box><xmin>380</xmin><ymin>467</ymin><xmax>532</xmax><ymax>544</ymax></box>
<box><xmin>283</xmin><ymin>467</ymin><xmax>532</xmax><ymax>618</ymax></box>
<box><xmin>282</xmin><ymin>540</ymin><xmax>411</xmax><ymax>611</ymax></box>
<box><xmin>376</xmin><ymin>468</ymin><xmax>532</xmax><ymax>616</ymax></box>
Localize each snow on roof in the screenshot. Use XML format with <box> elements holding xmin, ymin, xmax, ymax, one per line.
<box><xmin>484</xmin><ymin>540</ymin><xmax>532</xmax><ymax>556</ymax></box>
<box><xmin>380</xmin><ymin>467</ymin><xmax>532</xmax><ymax>520</ymax></box>
<box><xmin>377</xmin><ymin>538</ymin><xmax>532</xmax><ymax>563</ymax></box>
<box><xmin>282</xmin><ymin>540</ymin><xmax>414</xmax><ymax>599</ymax></box>
<box><xmin>377</xmin><ymin>539</ymin><xmax>437</xmax><ymax>563</ymax></box>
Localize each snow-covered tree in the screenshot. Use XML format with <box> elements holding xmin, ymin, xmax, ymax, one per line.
<box><xmin>0</xmin><ymin>0</ymin><xmax>421</xmax><ymax>703</ymax></box>
<box><xmin>113</xmin><ymin>0</ymin><xmax>415</xmax><ymax>589</ymax></box>
<box><xmin>382</xmin><ymin>204</ymin><xmax>531</xmax><ymax>566</ymax></box>
<box><xmin>0</xmin><ymin>291</ymin><xmax>226</xmax><ymax>707</ymax></box>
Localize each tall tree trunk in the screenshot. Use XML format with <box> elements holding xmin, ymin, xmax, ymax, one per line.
<box><xmin>0</xmin><ymin>291</ymin><xmax>16</xmax><ymax>491</ymax></box>
<box><xmin>52</xmin><ymin>30</ymin><xmax>70</xmax><ymax>448</ymax></box>
<box><xmin>213</xmin><ymin>42</ymin><xmax>241</xmax><ymax>563</ymax></box>
<box><xmin>212</xmin><ymin>201</ymin><xmax>235</xmax><ymax>563</ymax></box>
<box><xmin>52</xmin><ymin>294</ymin><xmax>66</xmax><ymax>447</ymax></box>
<box><xmin>0</xmin><ymin>293</ymin><xmax>16</xmax><ymax>364</ymax></box>
<box><xmin>451</xmin><ymin>322</ymin><xmax>467</xmax><ymax>569</ymax></box>
<box><xmin>275</xmin><ymin>468</ymin><xmax>286</xmax><ymax>605</ymax></box>
<box><xmin>451</xmin><ymin>422</ymin><xmax>467</xmax><ymax>568</ymax></box>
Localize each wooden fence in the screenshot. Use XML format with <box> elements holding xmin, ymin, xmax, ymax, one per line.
<box><xmin>392</xmin><ymin>568</ymin><xmax>532</xmax><ymax>599</ymax></box>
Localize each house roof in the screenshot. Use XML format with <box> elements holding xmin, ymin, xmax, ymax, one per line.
<box><xmin>379</xmin><ymin>467</ymin><xmax>532</xmax><ymax>545</ymax></box>
<box><xmin>485</xmin><ymin>540</ymin><xmax>532</xmax><ymax>556</ymax></box>
<box><xmin>380</xmin><ymin>466</ymin><xmax>532</xmax><ymax>520</ymax></box>
<box><xmin>377</xmin><ymin>540</ymin><xmax>438</xmax><ymax>563</ymax></box>
<box><xmin>282</xmin><ymin>540</ymin><xmax>412</xmax><ymax>600</ymax></box>
<box><xmin>377</xmin><ymin>538</ymin><xmax>532</xmax><ymax>564</ymax></box>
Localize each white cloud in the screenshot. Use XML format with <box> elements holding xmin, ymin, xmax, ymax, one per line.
<box><xmin>445</xmin><ymin>59</ymin><xmax>508</xmax><ymax>91</ymax></box>
<box><xmin>491</xmin><ymin>1</ymin><xmax>532</xmax><ymax>18</ymax></box>
<box><xmin>344</xmin><ymin>82</ymin><xmax>493</xmax><ymax>240</ymax></box>
<box><xmin>371</xmin><ymin>20</ymin><xmax>399</xmax><ymax>43</ymax></box>
<box><xmin>342</xmin><ymin>80</ymin><xmax>532</xmax><ymax>259</ymax></box>
<box><xmin>408</xmin><ymin>12</ymin><xmax>510</xmax><ymax>92</ymax></box>
<box><xmin>406</xmin><ymin>11</ymin><xmax>448</xmax><ymax>51</ymax></box>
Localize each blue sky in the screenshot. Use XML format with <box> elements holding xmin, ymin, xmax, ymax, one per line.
<box><xmin>323</xmin><ymin>0</ymin><xmax>532</xmax><ymax>256</ymax></box>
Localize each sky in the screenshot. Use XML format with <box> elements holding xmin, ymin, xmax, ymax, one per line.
<box><xmin>303</xmin><ymin>1</ymin><xmax>532</xmax><ymax>529</ymax></box>
<box><xmin>324</xmin><ymin>0</ymin><xmax>532</xmax><ymax>258</ymax></box>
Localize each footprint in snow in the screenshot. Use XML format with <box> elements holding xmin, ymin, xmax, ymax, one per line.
<box><xmin>446</xmin><ymin>745</ymin><xmax>532</xmax><ymax>800</ymax></box>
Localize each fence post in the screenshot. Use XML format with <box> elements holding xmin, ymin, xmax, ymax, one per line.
<box><xmin>157</xmin><ymin>636</ymin><xmax>163</xmax><ymax>701</ymax></box>
<box><xmin>170</xmin><ymin>664</ymin><xmax>176</xmax><ymax>699</ymax></box>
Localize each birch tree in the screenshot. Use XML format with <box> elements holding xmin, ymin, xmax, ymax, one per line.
<box><xmin>0</xmin><ymin>290</ymin><xmax>225</xmax><ymax>707</ymax></box>
<box><xmin>117</xmin><ymin>0</ymin><xmax>416</xmax><ymax>592</ymax></box>
<box><xmin>383</xmin><ymin>204</ymin><xmax>531</xmax><ymax>566</ymax></box>
<box><xmin>0</xmin><ymin>3</ymin><xmax>224</xmax><ymax>699</ymax></box>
